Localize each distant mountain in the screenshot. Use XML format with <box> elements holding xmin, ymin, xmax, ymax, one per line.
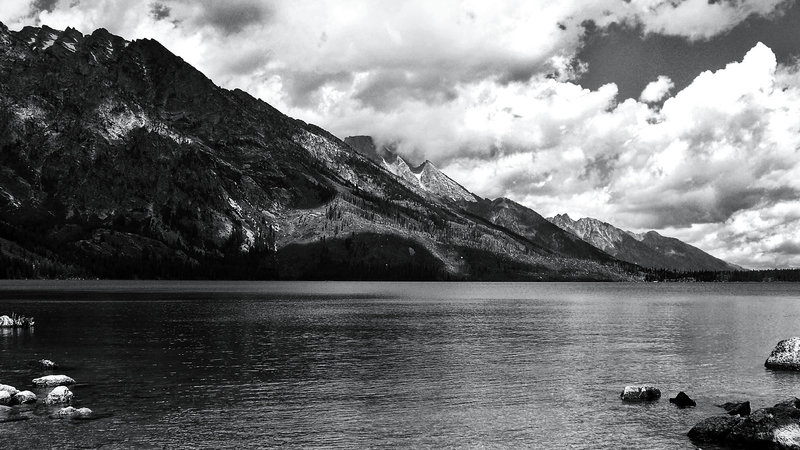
<box><xmin>0</xmin><ymin>22</ymin><xmax>638</xmax><ymax>281</ymax></box>
<box><xmin>344</xmin><ymin>136</ymin><xmax>479</xmax><ymax>202</ymax></box>
<box><xmin>548</xmin><ymin>214</ymin><xmax>739</xmax><ymax>272</ymax></box>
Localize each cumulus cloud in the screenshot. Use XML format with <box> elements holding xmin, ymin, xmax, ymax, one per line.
<box><xmin>640</xmin><ymin>75</ymin><xmax>674</xmax><ymax>103</ymax></box>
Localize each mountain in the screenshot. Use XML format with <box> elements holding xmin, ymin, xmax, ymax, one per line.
<box><xmin>0</xmin><ymin>22</ymin><xmax>639</xmax><ymax>281</ymax></box>
<box><xmin>344</xmin><ymin>136</ymin><xmax>479</xmax><ymax>202</ymax></box>
<box><xmin>548</xmin><ymin>214</ymin><xmax>739</xmax><ymax>272</ymax></box>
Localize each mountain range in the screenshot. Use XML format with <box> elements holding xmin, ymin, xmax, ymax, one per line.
<box><xmin>0</xmin><ymin>22</ymin><xmax>736</xmax><ymax>280</ymax></box>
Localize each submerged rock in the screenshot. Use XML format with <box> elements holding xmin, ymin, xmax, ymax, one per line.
<box><xmin>669</xmin><ymin>391</ymin><xmax>696</xmax><ymax>408</ymax></box>
<box><xmin>12</xmin><ymin>391</ymin><xmax>36</xmax><ymax>405</ymax></box>
<box><xmin>689</xmin><ymin>400</ymin><xmax>800</xmax><ymax>448</ymax></box>
<box><xmin>766</xmin><ymin>337</ymin><xmax>800</xmax><ymax>370</ymax></box>
<box><xmin>55</xmin><ymin>406</ymin><xmax>92</xmax><ymax>419</ymax></box>
<box><xmin>620</xmin><ymin>385</ymin><xmax>661</xmax><ymax>401</ymax></box>
<box><xmin>720</xmin><ymin>401</ymin><xmax>751</xmax><ymax>416</ymax></box>
<box><xmin>37</xmin><ymin>359</ymin><xmax>58</xmax><ymax>370</ymax></box>
<box><xmin>45</xmin><ymin>386</ymin><xmax>73</xmax><ymax>405</ymax></box>
<box><xmin>33</xmin><ymin>375</ymin><xmax>75</xmax><ymax>386</ymax></box>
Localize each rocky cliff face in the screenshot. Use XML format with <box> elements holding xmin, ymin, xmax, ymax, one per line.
<box><xmin>0</xmin><ymin>22</ymin><xmax>638</xmax><ymax>281</ymax></box>
<box><xmin>549</xmin><ymin>214</ymin><xmax>738</xmax><ymax>272</ymax></box>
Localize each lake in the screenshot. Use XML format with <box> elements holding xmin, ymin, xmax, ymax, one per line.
<box><xmin>0</xmin><ymin>281</ymin><xmax>799</xmax><ymax>448</ymax></box>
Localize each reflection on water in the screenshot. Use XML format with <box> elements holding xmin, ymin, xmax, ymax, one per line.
<box><xmin>0</xmin><ymin>281</ymin><xmax>799</xmax><ymax>449</ymax></box>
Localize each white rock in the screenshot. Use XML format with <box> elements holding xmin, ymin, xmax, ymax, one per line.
<box><xmin>38</xmin><ymin>359</ymin><xmax>58</xmax><ymax>369</ymax></box>
<box><xmin>45</xmin><ymin>386</ymin><xmax>73</xmax><ymax>405</ymax></box>
<box><xmin>620</xmin><ymin>385</ymin><xmax>661</xmax><ymax>401</ymax></box>
<box><xmin>33</xmin><ymin>375</ymin><xmax>75</xmax><ymax>386</ymax></box>
<box><xmin>0</xmin><ymin>384</ymin><xmax>19</xmax><ymax>395</ymax></box>
<box><xmin>0</xmin><ymin>315</ymin><xmax>12</xmax><ymax>327</ymax></box>
<box><xmin>0</xmin><ymin>391</ymin><xmax>11</xmax><ymax>406</ymax></box>
<box><xmin>56</xmin><ymin>406</ymin><xmax>92</xmax><ymax>419</ymax></box>
<box><xmin>13</xmin><ymin>390</ymin><xmax>37</xmax><ymax>404</ymax></box>
<box><xmin>765</xmin><ymin>337</ymin><xmax>800</xmax><ymax>370</ymax></box>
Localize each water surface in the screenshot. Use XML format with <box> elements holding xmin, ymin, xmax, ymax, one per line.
<box><xmin>1</xmin><ymin>281</ymin><xmax>799</xmax><ymax>448</ymax></box>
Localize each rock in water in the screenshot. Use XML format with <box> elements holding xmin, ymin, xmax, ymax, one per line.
<box><xmin>720</xmin><ymin>401</ymin><xmax>751</xmax><ymax>416</ymax></box>
<box><xmin>56</xmin><ymin>406</ymin><xmax>92</xmax><ymax>419</ymax></box>
<box><xmin>37</xmin><ymin>359</ymin><xmax>58</xmax><ymax>370</ymax></box>
<box><xmin>32</xmin><ymin>375</ymin><xmax>75</xmax><ymax>386</ymax></box>
<box><xmin>620</xmin><ymin>385</ymin><xmax>661</xmax><ymax>401</ymax></box>
<box><xmin>689</xmin><ymin>401</ymin><xmax>800</xmax><ymax>448</ymax></box>
<box><xmin>766</xmin><ymin>337</ymin><xmax>800</xmax><ymax>370</ymax></box>
<box><xmin>0</xmin><ymin>391</ymin><xmax>11</xmax><ymax>406</ymax></box>
<box><xmin>0</xmin><ymin>384</ymin><xmax>19</xmax><ymax>396</ymax></box>
<box><xmin>45</xmin><ymin>386</ymin><xmax>73</xmax><ymax>405</ymax></box>
<box><xmin>12</xmin><ymin>391</ymin><xmax>37</xmax><ymax>405</ymax></box>
<box><xmin>669</xmin><ymin>391</ymin><xmax>696</xmax><ymax>408</ymax></box>
<box><xmin>0</xmin><ymin>316</ymin><xmax>12</xmax><ymax>327</ymax></box>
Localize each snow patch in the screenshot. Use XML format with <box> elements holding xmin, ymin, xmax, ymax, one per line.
<box><xmin>62</xmin><ymin>41</ymin><xmax>76</xmax><ymax>52</ymax></box>
<box><xmin>40</xmin><ymin>33</ymin><xmax>57</xmax><ymax>50</ymax></box>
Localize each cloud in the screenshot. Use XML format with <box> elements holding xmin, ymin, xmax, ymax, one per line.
<box><xmin>640</xmin><ymin>75</ymin><xmax>674</xmax><ymax>102</ymax></box>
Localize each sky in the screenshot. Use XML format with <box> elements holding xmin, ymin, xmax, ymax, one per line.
<box><xmin>3</xmin><ymin>0</ymin><xmax>800</xmax><ymax>269</ymax></box>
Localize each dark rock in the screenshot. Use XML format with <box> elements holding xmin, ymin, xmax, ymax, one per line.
<box><xmin>669</xmin><ymin>391</ymin><xmax>696</xmax><ymax>408</ymax></box>
<box><xmin>766</xmin><ymin>337</ymin><xmax>800</xmax><ymax>370</ymax></box>
<box><xmin>688</xmin><ymin>415</ymin><xmax>743</xmax><ymax>442</ymax></box>
<box><xmin>620</xmin><ymin>385</ymin><xmax>661</xmax><ymax>401</ymax></box>
<box><xmin>776</xmin><ymin>398</ymin><xmax>800</xmax><ymax>409</ymax></box>
<box><xmin>689</xmin><ymin>404</ymin><xmax>800</xmax><ymax>448</ymax></box>
<box><xmin>719</xmin><ymin>401</ymin><xmax>751</xmax><ymax>416</ymax></box>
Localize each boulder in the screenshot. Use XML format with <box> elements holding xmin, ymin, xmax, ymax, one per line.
<box><xmin>766</xmin><ymin>337</ymin><xmax>800</xmax><ymax>370</ymax></box>
<box><xmin>689</xmin><ymin>402</ymin><xmax>800</xmax><ymax>448</ymax></box>
<box><xmin>0</xmin><ymin>391</ymin><xmax>11</xmax><ymax>406</ymax></box>
<box><xmin>720</xmin><ymin>401</ymin><xmax>751</xmax><ymax>416</ymax></box>
<box><xmin>33</xmin><ymin>375</ymin><xmax>75</xmax><ymax>386</ymax></box>
<box><xmin>776</xmin><ymin>398</ymin><xmax>800</xmax><ymax>409</ymax></box>
<box><xmin>45</xmin><ymin>386</ymin><xmax>73</xmax><ymax>405</ymax></box>
<box><xmin>669</xmin><ymin>391</ymin><xmax>696</xmax><ymax>408</ymax></box>
<box><xmin>55</xmin><ymin>406</ymin><xmax>92</xmax><ymax>419</ymax></box>
<box><xmin>12</xmin><ymin>391</ymin><xmax>37</xmax><ymax>405</ymax></box>
<box><xmin>620</xmin><ymin>385</ymin><xmax>661</xmax><ymax>401</ymax></box>
<box><xmin>37</xmin><ymin>359</ymin><xmax>58</xmax><ymax>370</ymax></box>
<box><xmin>0</xmin><ymin>384</ymin><xmax>19</xmax><ymax>396</ymax></box>
<box><xmin>0</xmin><ymin>315</ymin><xmax>12</xmax><ymax>327</ymax></box>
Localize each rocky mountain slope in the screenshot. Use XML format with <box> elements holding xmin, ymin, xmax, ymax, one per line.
<box><xmin>549</xmin><ymin>214</ymin><xmax>739</xmax><ymax>272</ymax></box>
<box><xmin>0</xmin><ymin>22</ymin><xmax>639</xmax><ymax>280</ymax></box>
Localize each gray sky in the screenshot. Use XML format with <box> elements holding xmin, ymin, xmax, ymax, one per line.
<box><xmin>3</xmin><ymin>0</ymin><xmax>800</xmax><ymax>269</ymax></box>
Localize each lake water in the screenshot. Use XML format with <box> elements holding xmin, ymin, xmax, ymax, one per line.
<box><xmin>0</xmin><ymin>281</ymin><xmax>799</xmax><ymax>449</ymax></box>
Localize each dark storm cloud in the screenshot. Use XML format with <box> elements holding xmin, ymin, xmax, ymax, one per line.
<box><xmin>353</xmin><ymin>70</ymin><xmax>458</xmax><ymax>110</ymax></box>
<box><xmin>576</xmin><ymin>1</ymin><xmax>800</xmax><ymax>99</ymax></box>
<box><xmin>32</xmin><ymin>0</ymin><xmax>60</xmax><ymax>13</ymax></box>
<box><xmin>773</xmin><ymin>241</ymin><xmax>800</xmax><ymax>255</ymax></box>
<box><xmin>282</xmin><ymin>71</ymin><xmax>354</xmax><ymax>108</ymax></box>
<box><xmin>149</xmin><ymin>2</ymin><xmax>170</xmax><ymax>21</ymax></box>
<box><xmin>192</xmin><ymin>0</ymin><xmax>272</xmax><ymax>35</ymax></box>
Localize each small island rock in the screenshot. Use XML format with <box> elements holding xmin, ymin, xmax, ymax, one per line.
<box><xmin>689</xmin><ymin>400</ymin><xmax>800</xmax><ymax>448</ymax></box>
<box><xmin>56</xmin><ymin>406</ymin><xmax>92</xmax><ymax>419</ymax></box>
<box><xmin>669</xmin><ymin>391</ymin><xmax>696</xmax><ymax>408</ymax></box>
<box><xmin>45</xmin><ymin>386</ymin><xmax>73</xmax><ymax>405</ymax></box>
<box><xmin>0</xmin><ymin>315</ymin><xmax>13</xmax><ymax>327</ymax></box>
<box><xmin>720</xmin><ymin>401</ymin><xmax>751</xmax><ymax>416</ymax></box>
<box><xmin>620</xmin><ymin>385</ymin><xmax>661</xmax><ymax>401</ymax></box>
<box><xmin>37</xmin><ymin>359</ymin><xmax>58</xmax><ymax>370</ymax></box>
<box><xmin>12</xmin><ymin>391</ymin><xmax>37</xmax><ymax>405</ymax></box>
<box><xmin>33</xmin><ymin>375</ymin><xmax>75</xmax><ymax>386</ymax></box>
<box><xmin>766</xmin><ymin>337</ymin><xmax>800</xmax><ymax>370</ymax></box>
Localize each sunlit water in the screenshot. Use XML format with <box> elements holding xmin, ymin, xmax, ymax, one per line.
<box><xmin>1</xmin><ymin>281</ymin><xmax>799</xmax><ymax>449</ymax></box>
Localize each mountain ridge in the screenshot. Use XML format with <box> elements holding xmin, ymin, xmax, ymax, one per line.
<box><xmin>548</xmin><ymin>214</ymin><xmax>739</xmax><ymax>272</ymax></box>
<box><xmin>0</xmin><ymin>21</ymin><xmax>639</xmax><ymax>281</ymax></box>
